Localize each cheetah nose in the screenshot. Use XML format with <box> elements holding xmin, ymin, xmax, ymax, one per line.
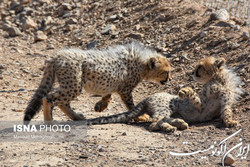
<box><xmin>168</xmin><ymin>78</ymin><xmax>171</xmax><ymax>81</ymax></box>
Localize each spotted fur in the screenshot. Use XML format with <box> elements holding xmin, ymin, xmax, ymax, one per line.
<box><xmin>23</xmin><ymin>42</ymin><xmax>171</xmax><ymax>123</ymax></box>
<box><xmin>87</xmin><ymin>57</ymin><xmax>243</xmax><ymax>131</ymax></box>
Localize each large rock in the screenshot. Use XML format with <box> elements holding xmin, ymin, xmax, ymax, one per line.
<box><xmin>8</xmin><ymin>27</ymin><xmax>21</xmax><ymax>37</ymax></box>
<box><xmin>224</xmin><ymin>154</ymin><xmax>235</xmax><ymax>166</ymax></box>
<box><xmin>210</xmin><ymin>9</ymin><xmax>229</xmax><ymax>21</ymax></box>
<box><xmin>22</xmin><ymin>17</ymin><xmax>37</xmax><ymax>31</ymax></box>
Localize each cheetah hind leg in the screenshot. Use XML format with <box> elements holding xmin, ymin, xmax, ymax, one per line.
<box><xmin>58</xmin><ymin>103</ymin><xmax>85</xmax><ymax>121</ymax></box>
<box><xmin>167</xmin><ymin>118</ymin><xmax>189</xmax><ymax>130</ymax></box>
<box><xmin>94</xmin><ymin>94</ymin><xmax>112</xmax><ymax>112</ymax></box>
<box><xmin>43</xmin><ymin>97</ymin><xmax>53</xmax><ymax>123</ymax></box>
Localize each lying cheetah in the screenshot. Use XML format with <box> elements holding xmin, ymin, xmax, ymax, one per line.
<box><xmin>87</xmin><ymin>57</ymin><xmax>243</xmax><ymax>132</ymax></box>
<box><xmin>24</xmin><ymin>42</ymin><xmax>171</xmax><ymax>124</ymax></box>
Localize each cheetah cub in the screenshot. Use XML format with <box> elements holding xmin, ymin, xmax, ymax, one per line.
<box><xmin>87</xmin><ymin>57</ymin><xmax>243</xmax><ymax>132</ymax></box>
<box><xmin>24</xmin><ymin>42</ymin><xmax>171</xmax><ymax>124</ymax></box>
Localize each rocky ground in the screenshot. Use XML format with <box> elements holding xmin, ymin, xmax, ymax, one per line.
<box><xmin>0</xmin><ymin>0</ymin><xmax>249</xmax><ymax>166</ymax></box>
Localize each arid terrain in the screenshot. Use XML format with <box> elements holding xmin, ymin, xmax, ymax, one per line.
<box><xmin>0</xmin><ymin>0</ymin><xmax>249</xmax><ymax>166</ymax></box>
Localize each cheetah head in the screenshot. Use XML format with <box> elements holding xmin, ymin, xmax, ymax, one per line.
<box><xmin>146</xmin><ymin>56</ymin><xmax>171</xmax><ymax>85</ymax></box>
<box><xmin>193</xmin><ymin>57</ymin><xmax>226</xmax><ymax>84</ymax></box>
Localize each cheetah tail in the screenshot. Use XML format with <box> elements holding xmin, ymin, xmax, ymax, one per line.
<box><xmin>23</xmin><ymin>62</ymin><xmax>55</xmax><ymax>124</ymax></box>
<box><xmin>86</xmin><ymin>99</ymin><xmax>147</xmax><ymax>125</ymax></box>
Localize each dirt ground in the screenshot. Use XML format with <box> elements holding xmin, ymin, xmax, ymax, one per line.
<box><xmin>0</xmin><ymin>0</ymin><xmax>249</xmax><ymax>166</ymax></box>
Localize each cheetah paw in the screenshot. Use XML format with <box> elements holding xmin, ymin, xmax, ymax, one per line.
<box><xmin>94</xmin><ymin>100</ymin><xmax>108</xmax><ymax>112</ymax></box>
<box><xmin>161</xmin><ymin>124</ymin><xmax>177</xmax><ymax>133</ymax></box>
<box><xmin>73</xmin><ymin>113</ymin><xmax>86</xmax><ymax>121</ymax></box>
<box><xmin>224</xmin><ymin>120</ymin><xmax>239</xmax><ymax>128</ymax></box>
<box><xmin>135</xmin><ymin>114</ymin><xmax>150</xmax><ymax>122</ymax></box>
<box><xmin>178</xmin><ymin>87</ymin><xmax>194</xmax><ymax>99</ymax></box>
<box><xmin>170</xmin><ymin>119</ymin><xmax>189</xmax><ymax>130</ymax></box>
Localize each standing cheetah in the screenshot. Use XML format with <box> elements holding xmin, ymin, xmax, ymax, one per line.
<box><xmin>24</xmin><ymin>42</ymin><xmax>171</xmax><ymax>124</ymax></box>
<box><xmin>87</xmin><ymin>57</ymin><xmax>243</xmax><ymax>132</ymax></box>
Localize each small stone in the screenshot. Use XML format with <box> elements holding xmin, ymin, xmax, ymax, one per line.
<box><xmin>19</xmin><ymin>0</ymin><xmax>31</xmax><ymax>4</ymax></box>
<box><xmin>18</xmin><ymin>88</ymin><xmax>26</xmax><ymax>91</ymax></box>
<box><xmin>144</xmin><ymin>132</ymin><xmax>151</xmax><ymax>135</ymax></box>
<box><xmin>79</xmin><ymin>154</ymin><xmax>88</xmax><ymax>159</ymax></box>
<box><xmin>157</xmin><ymin>14</ymin><xmax>175</xmax><ymax>22</ymax></box>
<box><xmin>38</xmin><ymin>0</ymin><xmax>51</xmax><ymax>4</ymax></box>
<box><xmin>233</xmin><ymin>25</ymin><xmax>240</xmax><ymax>30</ymax></box>
<box><xmin>87</xmin><ymin>40</ymin><xmax>98</xmax><ymax>50</ymax></box>
<box><xmin>242</xmin><ymin>31</ymin><xmax>249</xmax><ymax>40</ymax></box>
<box><xmin>18</xmin><ymin>100</ymin><xmax>24</xmax><ymax>104</ymax></box>
<box><xmin>0</xmin><ymin>64</ymin><xmax>6</xmax><ymax>69</ymax></box>
<box><xmin>180</xmin><ymin>53</ymin><xmax>190</xmax><ymax>61</ymax></box>
<box><xmin>61</xmin><ymin>3</ymin><xmax>72</xmax><ymax>10</ymax></box>
<box><xmin>101</xmin><ymin>24</ymin><xmax>116</xmax><ymax>35</ymax></box>
<box><xmin>57</xmin><ymin>3</ymin><xmax>71</xmax><ymax>17</ymax></box>
<box><xmin>108</xmin><ymin>14</ymin><xmax>118</xmax><ymax>21</ymax></box>
<box><xmin>2</xmin><ymin>23</ymin><xmax>12</xmax><ymax>31</ymax></box>
<box><xmin>133</xmin><ymin>24</ymin><xmax>141</xmax><ymax>31</ymax></box>
<box><xmin>40</xmin><ymin>16</ymin><xmax>52</xmax><ymax>30</ymax></box>
<box><xmin>34</xmin><ymin>31</ymin><xmax>47</xmax><ymax>42</ymax></box>
<box><xmin>98</xmin><ymin>148</ymin><xmax>104</xmax><ymax>152</ymax></box>
<box><xmin>224</xmin><ymin>154</ymin><xmax>235</xmax><ymax>165</ymax></box>
<box><xmin>186</xmin><ymin>20</ymin><xmax>199</xmax><ymax>28</ymax></box>
<box><xmin>33</xmin><ymin>52</ymin><xmax>46</xmax><ymax>57</ymax></box>
<box><xmin>121</xmin><ymin>132</ymin><xmax>127</xmax><ymax>136</ymax></box>
<box><xmin>210</xmin><ymin>9</ymin><xmax>229</xmax><ymax>21</ymax></box>
<box><xmin>10</xmin><ymin>1</ymin><xmax>19</xmax><ymax>10</ymax></box>
<box><xmin>22</xmin><ymin>17</ymin><xmax>37</xmax><ymax>31</ymax></box>
<box><xmin>65</xmin><ymin>25</ymin><xmax>75</xmax><ymax>31</ymax></box>
<box><xmin>66</xmin><ymin>18</ymin><xmax>77</xmax><ymax>25</ymax></box>
<box><xmin>127</xmin><ymin>33</ymin><xmax>144</xmax><ymax>39</ymax></box>
<box><xmin>8</xmin><ymin>27</ymin><xmax>21</xmax><ymax>37</ymax></box>
<box><xmin>200</xmin><ymin>31</ymin><xmax>207</xmax><ymax>37</ymax></box>
<box><xmin>47</xmin><ymin>44</ymin><xmax>54</xmax><ymax>49</ymax></box>
<box><xmin>21</xmin><ymin>7</ymin><xmax>33</xmax><ymax>16</ymax></box>
<box><xmin>230</xmin><ymin>42</ymin><xmax>240</xmax><ymax>49</ymax></box>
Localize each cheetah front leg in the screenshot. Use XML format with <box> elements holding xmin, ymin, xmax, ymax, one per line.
<box><xmin>166</xmin><ymin>118</ymin><xmax>189</xmax><ymax>130</ymax></box>
<box><xmin>210</xmin><ymin>86</ymin><xmax>238</xmax><ymax>128</ymax></box>
<box><xmin>219</xmin><ymin>95</ymin><xmax>239</xmax><ymax>127</ymax></box>
<box><xmin>119</xmin><ymin>90</ymin><xmax>150</xmax><ymax>122</ymax></box>
<box><xmin>178</xmin><ymin>87</ymin><xmax>202</xmax><ymax>112</ymax></box>
<box><xmin>149</xmin><ymin>119</ymin><xmax>177</xmax><ymax>133</ymax></box>
<box><xmin>222</xmin><ymin>108</ymin><xmax>238</xmax><ymax>128</ymax></box>
<box><xmin>94</xmin><ymin>94</ymin><xmax>112</xmax><ymax>112</ymax></box>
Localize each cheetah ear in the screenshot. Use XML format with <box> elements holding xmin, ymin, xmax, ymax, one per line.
<box><xmin>214</xmin><ymin>58</ymin><xmax>226</xmax><ymax>69</ymax></box>
<box><xmin>148</xmin><ymin>57</ymin><xmax>157</xmax><ymax>69</ymax></box>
